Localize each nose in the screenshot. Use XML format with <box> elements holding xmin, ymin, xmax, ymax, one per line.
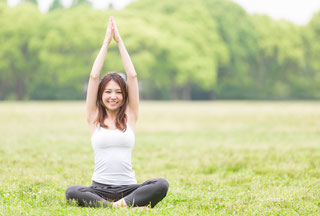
<box><xmin>111</xmin><ymin>92</ymin><xmax>117</xmax><ymax>98</ymax></box>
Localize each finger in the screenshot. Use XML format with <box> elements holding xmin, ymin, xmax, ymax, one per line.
<box><xmin>111</xmin><ymin>16</ymin><xmax>115</xmax><ymax>25</ymax></box>
<box><xmin>107</xmin><ymin>17</ymin><xmax>112</xmax><ymax>29</ymax></box>
<box><xmin>112</xmin><ymin>18</ymin><xmax>117</xmax><ymax>27</ymax></box>
<box><xmin>107</xmin><ymin>24</ymin><xmax>112</xmax><ymax>32</ymax></box>
<box><xmin>111</xmin><ymin>17</ymin><xmax>116</xmax><ymax>27</ymax></box>
<box><xmin>112</xmin><ymin>21</ymin><xmax>118</xmax><ymax>32</ymax></box>
<box><xmin>110</xmin><ymin>17</ymin><xmax>115</xmax><ymax>29</ymax></box>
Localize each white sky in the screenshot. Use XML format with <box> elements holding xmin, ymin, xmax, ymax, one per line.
<box><xmin>231</xmin><ymin>0</ymin><xmax>320</xmax><ymax>25</ymax></box>
<box><xmin>7</xmin><ymin>0</ymin><xmax>320</xmax><ymax>25</ymax></box>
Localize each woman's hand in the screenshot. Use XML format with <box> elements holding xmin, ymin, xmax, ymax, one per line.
<box><xmin>111</xmin><ymin>16</ymin><xmax>122</xmax><ymax>43</ymax></box>
<box><xmin>104</xmin><ymin>17</ymin><xmax>113</xmax><ymax>45</ymax></box>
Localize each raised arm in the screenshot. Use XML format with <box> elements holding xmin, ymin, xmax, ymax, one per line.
<box><xmin>86</xmin><ymin>17</ymin><xmax>113</xmax><ymax>133</ymax></box>
<box><xmin>112</xmin><ymin>17</ymin><xmax>139</xmax><ymax>127</ymax></box>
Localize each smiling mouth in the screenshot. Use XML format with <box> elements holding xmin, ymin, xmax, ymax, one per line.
<box><xmin>108</xmin><ymin>101</ymin><xmax>118</xmax><ymax>105</ymax></box>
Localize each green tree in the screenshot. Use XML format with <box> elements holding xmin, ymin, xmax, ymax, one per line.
<box><xmin>304</xmin><ymin>11</ymin><xmax>320</xmax><ymax>98</ymax></box>
<box><xmin>0</xmin><ymin>3</ymin><xmax>41</xmax><ymax>100</ymax></box>
<box><xmin>125</xmin><ymin>0</ymin><xmax>228</xmax><ymax>99</ymax></box>
<box><xmin>23</xmin><ymin>0</ymin><xmax>37</xmax><ymax>4</ymax></box>
<box><xmin>71</xmin><ymin>0</ymin><xmax>90</xmax><ymax>7</ymax></box>
<box><xmin>29</xmin><ymin>6</ymin><xmax>106</xmax><ymax>99</ymax></box>
<box><xmin>203</xmin><ymin>0</ymin><xmax>260</xmax><ymax>99</ymax></box>
<box><xmin>49</xmin><ymin>0</ymin><xmax>91</xmax><ymax>11</ymax></box>
<box><xmin>1</xmin><ymin>0</ymin><xmax>317</xmax><ymax>100</ymax></box>
<box><xmin>48</xmin><ymin>0</ymin><xmax>64</xmax><ymax>11</ymax></box>
<box><xmin>252</xmin><ymin>15</ymin><xmax>306</xmax><ymax>98</ymax></box>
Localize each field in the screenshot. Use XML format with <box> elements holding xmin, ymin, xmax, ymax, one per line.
<box><xmin>0</xmin><ymin>101</ymin><xmax>319</xmax><ymax>215</ymax></box>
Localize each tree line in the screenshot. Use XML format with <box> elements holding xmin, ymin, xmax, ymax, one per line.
<box><xmin>0</xmin><ymin>0</ymin><xmax>319</xmax><ymax>100</ymax></box>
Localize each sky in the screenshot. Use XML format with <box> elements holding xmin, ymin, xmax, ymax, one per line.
<box><xmin>231</xmin><ymin>0</ymin><xmax>320</xmax><ymax>25</ymax></box>
<box><xmin>7</xmin><ymin>0</ymin><xmax>320</xmax><ymax>25</ymax></box>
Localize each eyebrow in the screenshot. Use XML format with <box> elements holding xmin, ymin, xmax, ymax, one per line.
<box><xmin>104</xmin><ymin>88</ymin><xmax>122</xmax><ymax>91</ymax></box>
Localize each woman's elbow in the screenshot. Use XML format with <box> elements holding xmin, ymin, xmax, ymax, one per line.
<box><xmin>90</xmin><ymin>74</ymin><xmax>100</xmax><ymax>80</ymax></box>
<box><xmin>127</xmin><ymin>73</ymin><xmax>137</xmax><ymax>79</ymax></box>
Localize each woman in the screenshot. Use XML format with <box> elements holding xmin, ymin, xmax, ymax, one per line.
<box><xmin>65</xmin><ymin>16</ymin><xmax>169</xmax><ymax>209</ymax></box>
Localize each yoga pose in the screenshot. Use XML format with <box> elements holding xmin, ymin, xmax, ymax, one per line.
<box><xmin>65</xmin><ymin>16</ymin><xmax>169</xmax><ymax>209</ymax></box>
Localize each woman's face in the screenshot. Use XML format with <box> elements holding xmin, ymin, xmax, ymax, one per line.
<box><xmin>102</xmin><ymin>80</ymin><xmax>124</xmax><ymax>112</ymax></box>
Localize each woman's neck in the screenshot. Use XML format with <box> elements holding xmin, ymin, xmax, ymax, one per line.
<box><xmin>106</xmin><ymin>109</ymin><xmax>118</xmax><ymax>121</ymax></box>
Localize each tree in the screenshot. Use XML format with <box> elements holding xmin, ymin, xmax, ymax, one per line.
<box><xmin>304</xmin><ymin>11</ymin><xmax>320</xmax><ymax>98</ymax></box>
<box><xmin>125</xmin><ymin>0</ymin><xmax>228</xmax><ymax>99</ymax></box>
<box><xmin>0</xmin><ymin>3</ymin><xmax>41</xmax><ymax>100</ymax></box>
<box><xmin>29</xmin><ymin>6</ymin><xmax>106</xmax><ymax>99</ymax></box>
<box><xmin>48</xmin><ymin>0</ymin><xmax>64</xmax><ymax>11</ymax></box>
<box><xmin>1</xmin><ymin>0</ymin><xmax>317</xmax><ymax>100</ymax></box>
<box><xmin>23</xmin><ymin>0</ymin><xmax>37</xmax><ymax>4</ymax></box>
<box><xmin>71</xmin><ymin>0</ymin><xmax>91</xmax><ymax>7</ymax></box>
<box><xmin>201</xmin><ymin>0</ymin><xmax>260</xmax><ymax>99</ymax></box>
<box><xmin>49</xmin><ymin>0</ymin><xmax>91</xmax><ymax>11</ymax></box>
<box><xmin>252</xmin><ymin>15</ymin><xmax>306</xmax><ymax>98</ymax></box>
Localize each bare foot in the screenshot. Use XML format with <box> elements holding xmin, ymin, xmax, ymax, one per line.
<box><xmin>112</xmin><ymin>198</ymin><xmax>154</xmax><ymax>211</ymax></box>
<box><xmin>112</xmin><ymin>198</ymin><xmax>128</xmax><ymax>208</ymax></box>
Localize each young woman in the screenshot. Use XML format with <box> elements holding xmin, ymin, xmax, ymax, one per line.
<box><xmin>65</xmin><ymin>16</ymin><xmax>169</xmax><ymax>209</ymax></box>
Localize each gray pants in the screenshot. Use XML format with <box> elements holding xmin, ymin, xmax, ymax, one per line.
<box><xmin>65</xmin><ymin>178</ymin><xmax>169</xmax><ymax>208</ymax></box>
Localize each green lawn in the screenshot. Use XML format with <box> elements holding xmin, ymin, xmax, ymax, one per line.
<box><xmin>0</xmin><ymin>101</ymin><xmax>319</xmax><ymax>215</ymax></box>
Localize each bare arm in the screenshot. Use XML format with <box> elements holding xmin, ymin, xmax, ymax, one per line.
<box><xmin>86</xmin><ymin>17</ymin><xmax>113</xmax><ymax>134</ymax></box>
<box><xmin>112</xmin><ymin>17</ymin><xmax>139</xmax><ymax>128</ymax></box>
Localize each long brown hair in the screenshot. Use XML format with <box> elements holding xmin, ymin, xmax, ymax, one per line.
<box><xmin>96</xmin><ymin>72</ymin><xmax>128</xmax><ymax>131</ymax></box>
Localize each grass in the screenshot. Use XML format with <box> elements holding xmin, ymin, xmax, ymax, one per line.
<box><xmin>0</xmin><ymin>101</ymin><xmax>319</xmax><ymax>215</ymax></box>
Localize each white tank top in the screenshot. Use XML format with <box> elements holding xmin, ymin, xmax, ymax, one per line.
<box><xmin>91</xmin><ymin>123</ymin><xmax>137</xmax><ymax>185</ymax></box>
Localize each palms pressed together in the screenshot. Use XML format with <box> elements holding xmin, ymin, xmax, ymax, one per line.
<box><xmin>104</xmin><ymin>16</ymin><xmax>122</xmax><ymax>45</ymax></box>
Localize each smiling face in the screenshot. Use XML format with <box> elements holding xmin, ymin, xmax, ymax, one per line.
<box><xmin>102</xmin><ymin>80</ymin><xmax>124</xmax><ymax>112</ymax></box>
<box><xmin>96</xmin><ymin>72</ymin><xmax>128</xmax><ymax>129</ymax></box>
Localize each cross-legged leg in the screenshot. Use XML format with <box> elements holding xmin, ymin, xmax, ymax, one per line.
<box><xmin>65</xmin><ymin>185</ymin><xmax>111</xmax><ymax>207</ymax></box>
<box><xmin>117</xmin><ymin>178</ymin><xmax>169</xmax><ymax>208</ymax></box>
